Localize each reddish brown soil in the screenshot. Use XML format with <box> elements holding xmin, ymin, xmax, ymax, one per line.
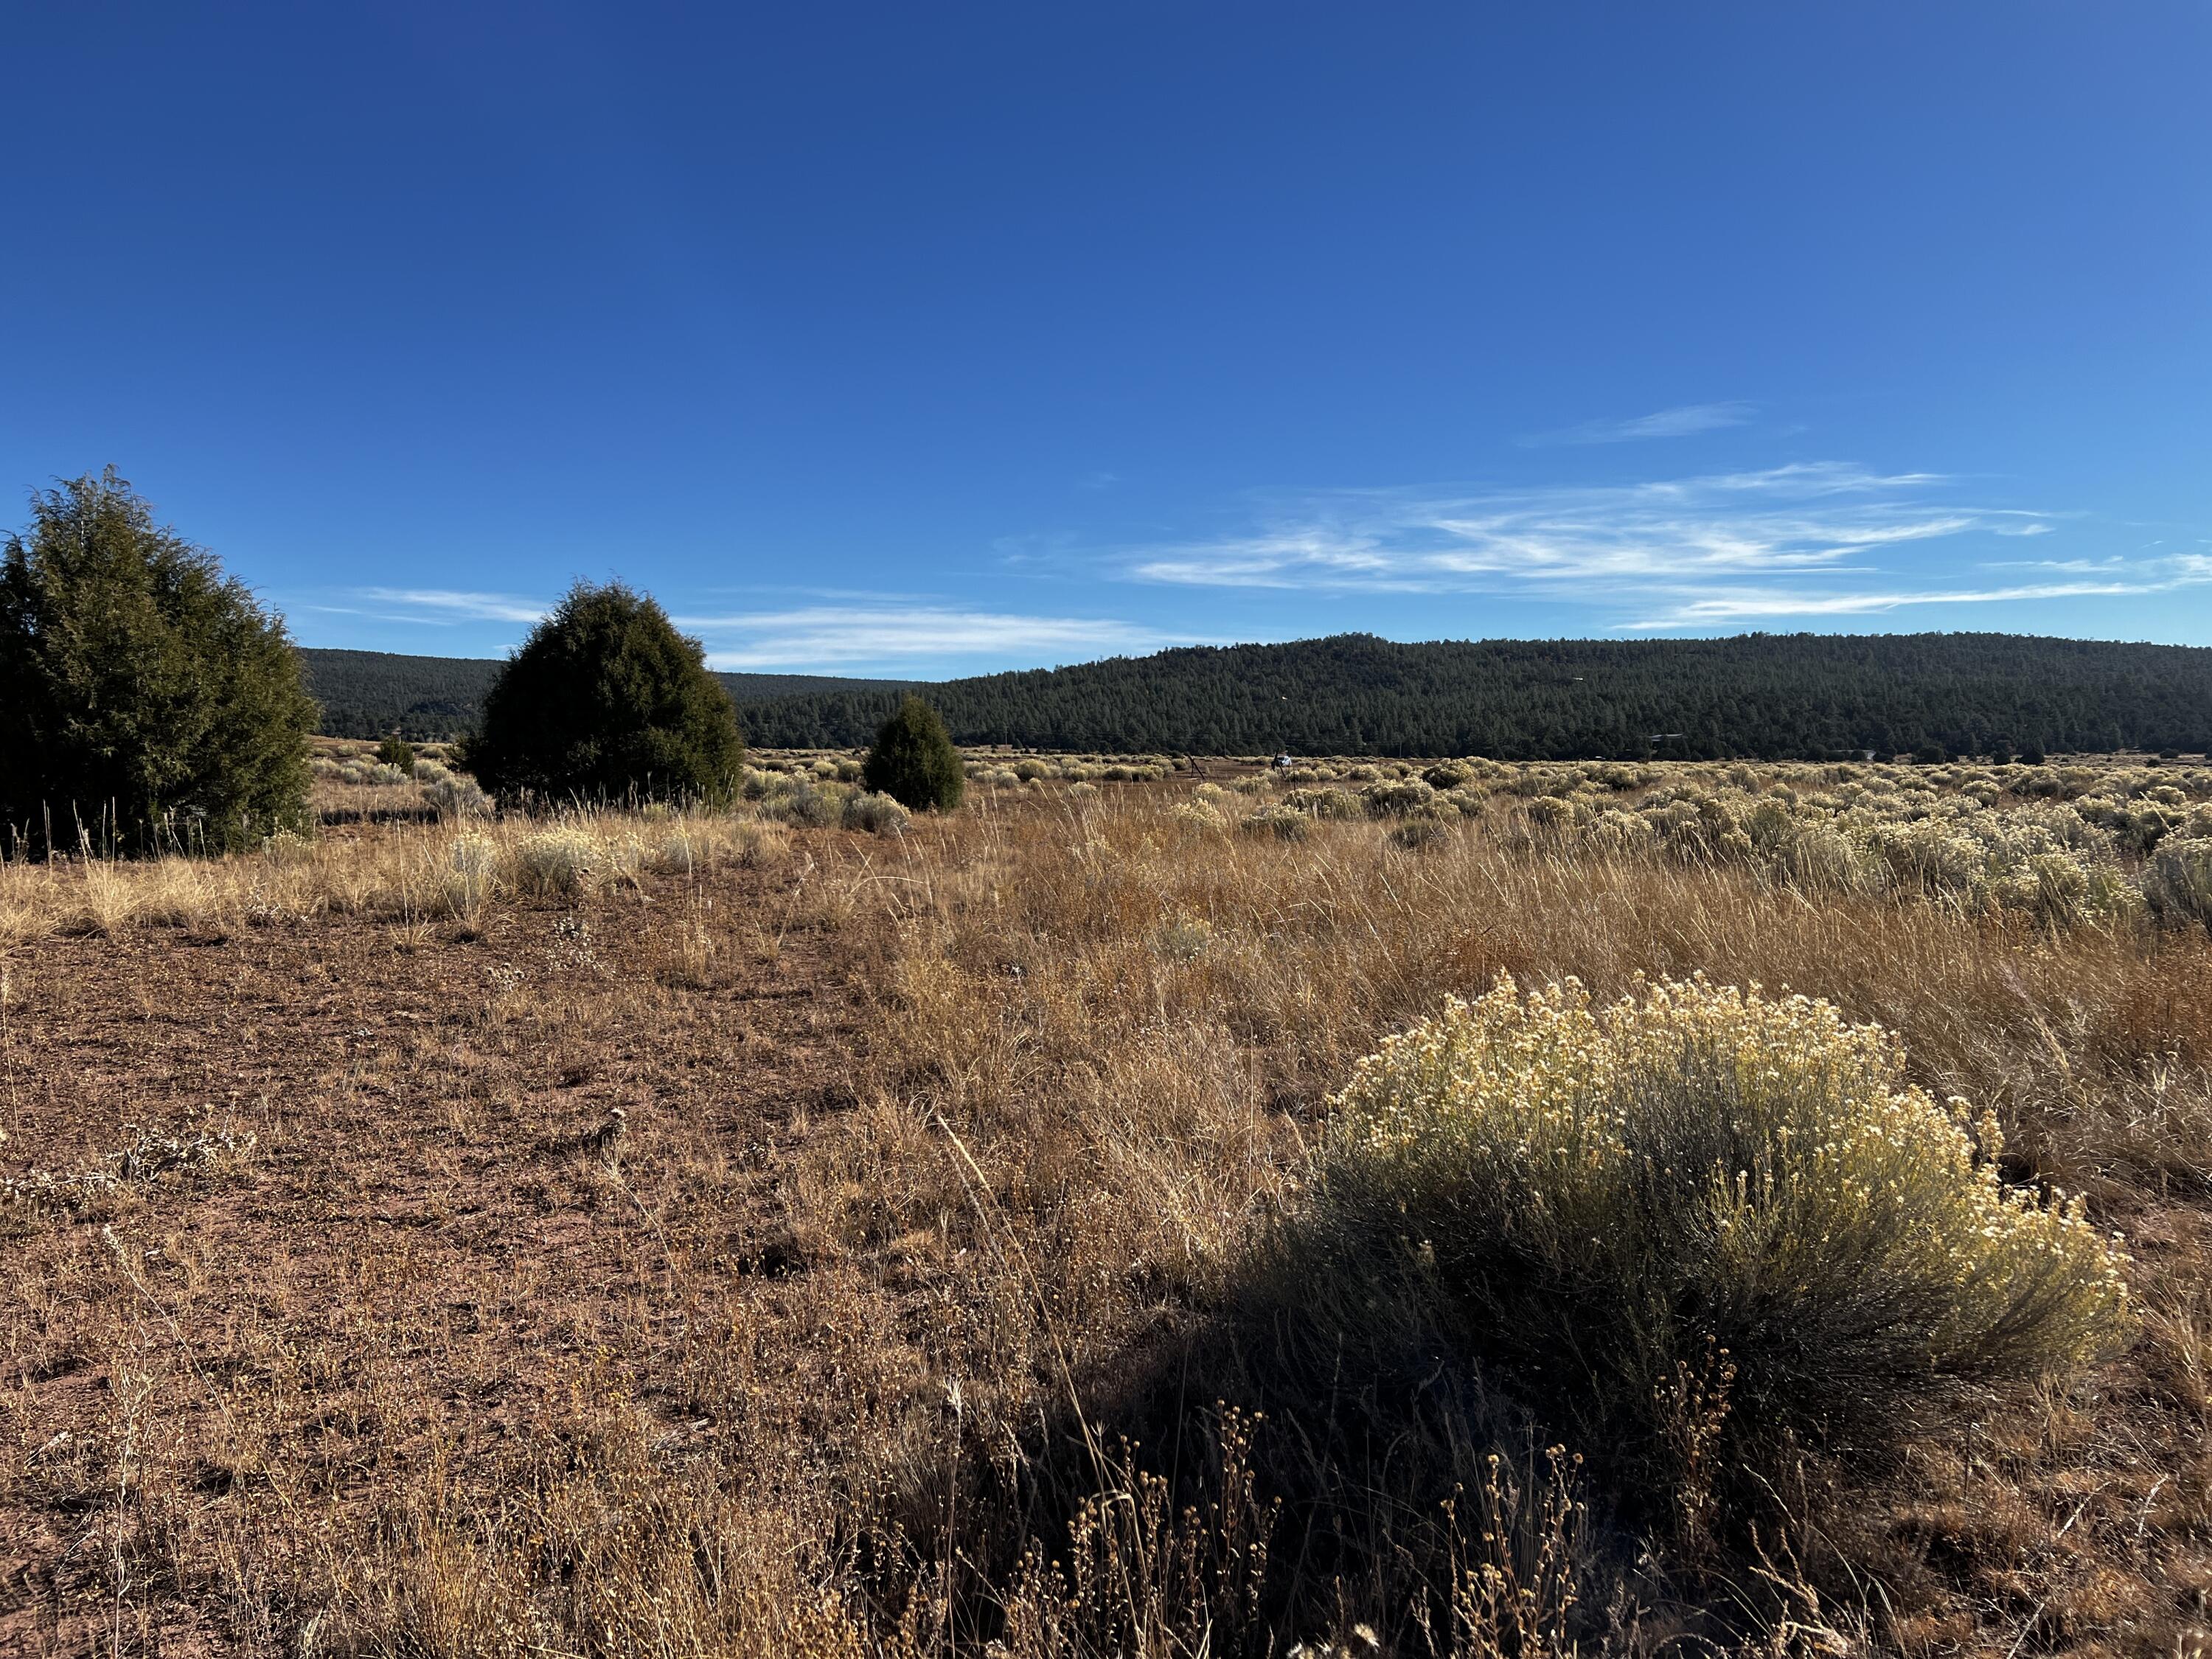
<box><xmin>0</xmin><ymin>863</ymin><xmax>872</xmax><ymax>1653</ymax></box>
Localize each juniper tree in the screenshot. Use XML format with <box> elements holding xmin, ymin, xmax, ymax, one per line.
<box><xmin>0</xmin><ymin>469</ymin><xmax>316</xmax><ymax>855</ymax></box>
<box><xmin>862</xmin><ymin>694</ymin><xmax>964</xmax><ymax>812</ymax></box>
<box><xmin>467</xmin><ymin>581</ymin><xmax>744</xmax><ymax>804</ymax></box>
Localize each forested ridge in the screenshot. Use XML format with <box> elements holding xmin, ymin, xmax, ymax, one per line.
<box><xmin>299</xmin><ymin>649</ymin><xmax>911</xmax><ymax>740</ymax></box>
<box><xmin>735</xmin><ymin>633</ymin><xmax>2212</xmax><ymax>759</ymax></box>
<box><xmin>305</xmin><ymin>635</ymin><xmax>2212</xmax><ymax>759</ymax></box>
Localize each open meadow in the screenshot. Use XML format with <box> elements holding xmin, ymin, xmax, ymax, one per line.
<box><xmin>4</xmin><ymin>745</ymin><xmax>2211</xmax><ymax>1655</ymax></box>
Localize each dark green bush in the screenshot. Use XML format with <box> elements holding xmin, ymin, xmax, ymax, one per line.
<box><xmin>467</xmin><ymin>582</ymin><xmax>743</xmax><ymax>804</ymax></box>
<box><xmin>375</xmin><ymin>734</ymin><xmax>417</xmax><ymax>774</ymax></box>
<box><xmin>0</xmin><ymin>470</ymin><xmax>316</xmax><ymax>855</ymax></box>
<box><xmin>862</xmin><ymin>695</ymin><xmax>964</xmax><ymax>812</ymax></box>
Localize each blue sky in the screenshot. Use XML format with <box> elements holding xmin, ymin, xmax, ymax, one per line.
<box><xmin>4</xmin><ymin>3</ymin><xmax>2208</xmax><ymax>675</ymax></box>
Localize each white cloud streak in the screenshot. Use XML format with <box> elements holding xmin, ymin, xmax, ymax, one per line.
<box><xmin>352</xmin><ymin>588</ymin><xmax>1180</xmax><ymax>671</ymax></box>
<box><xmin>355</xmin><ymin>588</ymin><xmax>550</xmax><ymax>625</ymax></box>
<box><xmin>1129</xmin><ymin>464</ymin><xmax>1989</xmax><ymax>591</ymax></box>
<box><xmin>1521</xmin><ymin>401</ymin><xmax>1756</xmax><ymax>447</ymax></box>
<box><xmin>672</xmin><ymin>607</ymin><xmax>1181</xmax><ymax>669</ymax></box>
<box><xmin>1626</xmin><ymin>556</ymin><xmax>2212</xmax><ymax>628</ymax></box>
<box><xmin>1116</xmin><ymin>462</ymin><xmax>2199</xmax><ymax>628</ymax></box>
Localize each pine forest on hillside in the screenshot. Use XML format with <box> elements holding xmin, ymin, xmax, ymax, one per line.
<box><xmin>310</xmin><ymin>634</ymin><xmax>2212</xmax><ymax>760</ymax></box>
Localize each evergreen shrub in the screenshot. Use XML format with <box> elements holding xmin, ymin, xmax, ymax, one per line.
<box><xmin>470</xmin><ymin>582</ymin><xmax>742</xmax><ymax>804</ymax></box>
<box><xmin>0</xmin><ymin>470</ymin><xmax>315</xmax><ymax>855</ymax></box>
<box><xmin>862</xmin><ymin>695</ymin><xmax>964</xmax><ymax>812</ymax></box>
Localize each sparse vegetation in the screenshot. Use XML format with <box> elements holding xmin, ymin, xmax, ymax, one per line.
<box><xmin>4</xmin><ymin>748</ymin><xmax>2210</xmax><ymax>1655</ymax></box>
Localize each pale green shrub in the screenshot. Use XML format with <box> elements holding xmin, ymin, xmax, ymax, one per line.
<box><xmin>1440</xmin><ymin>786</ymin><xmax>1488</xmax><ymax>819</ymax></box>
<box><xmin>442</xmin><ymin>832</ymin><xmax>500</xmax><ymax>917</ymax></box>
<box><xmin>1773</xmin><ymin>822</ymin><xmax>1875</xmax><ymax>894</ymax></box>
<box><xmin>1242</xmin><ymin>804</ymin><xmax>1308</xmax><ymax>841</ymax></box>
<box><xmin>510</xmin><ymin>827</ymin><xmax>599</xmax><ymax>897</ymax></box>
<box><xmin>1152</xmin><ymin>911</ymin><xmax>1213</xmax><ymax>962</ymax></box>
<box><xmin>424</xmin><ymin>775</ymin><xmax>493</xmax><ymax>819</ymax></box>
<box><xmin>1283</xmin><ymin>787</ymin><xmax>1365</xmax><ymax>821</ymax></box>
<box><xmin>2144</xmin><ymin>835</ymin><xmax>2212</xmax><ymax>928</ymax></box>
<box><xmin>642</xmin><ymin>824</ymin><xmax>706</xmax><ymax>874</ymax></box>
<box><xmin>1385</xmin><ymin>811</ymin><xmax>1453</xmax><ymax>850</ymax></box>
<box><xmin>1360</xmin><ymin>777</ymin><xmax>1436</xmax><ymax>818</ymax></box>
<box><xmin>336</xmin><ymin>759</ymin><xmax>411</xmax><ymax>787</ymax></box>
<box><xmin>1168</xmin><ymin>799</ymin><xmax>1228</xmax><ymax>833</ymax></box>
<box><xmin>766</xmin><ymin>781</ymin><xmax>841</xmax><ymax>827</ymax></box>
<box><xmin>726</xmin><ymin>819</ymin><xmax>790</xmax><ymax>867</ymax></box>
<box><xmin>1581</xmin><ymin>807</ymin><xmax>1655</xmax><ymax>854</ymax></box>
<box><xmin>841</xmin><ymin>790</ymin><xmax>911</xmax><ymax>835</ymax></box>
<box><xmin>1522</xmin><ymin>795</ymin><xmax>1583</xmax><ymax>841</ymax></box>
<box><xmin>1284</xmin><ymin>975</ymin><xmax>2128</xmax><ymax>1479</ymax></box>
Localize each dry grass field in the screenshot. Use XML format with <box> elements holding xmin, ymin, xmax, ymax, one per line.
<box><xmin>4</xmin><ymin>745</ymin><xmax>2211</xmax><ymax>1655</ymax></box>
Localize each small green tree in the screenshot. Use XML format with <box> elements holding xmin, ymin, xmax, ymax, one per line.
<box><xmin>863</xmin><ymin>695</ymin><xmax>964</xmax><ymax>812</ymax></box>
<box><xmin>0</xmin><ymin>470</ymin><xmax>316</xmax><ymax>856</ymax></box>
<box><xmin>375</xmin><ymin>734</ymin><xmax>417</xmax><ymax>774</ymax></box>
<box><xmin>468</xmin><ymin>581</ymin><xmax>743</xmax><ymax>804</ymax></box>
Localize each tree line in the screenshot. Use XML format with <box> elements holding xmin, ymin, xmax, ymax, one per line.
<box><xmin>734</xmin><ymin>632</ymin><xmax>2212</xmax><ymax>760</ymax></box>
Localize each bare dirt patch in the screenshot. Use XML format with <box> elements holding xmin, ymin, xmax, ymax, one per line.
<box><xmin>1</xmin><ymin>860</ymin><xmax>878</xmax><ymax>1654</ymax></box>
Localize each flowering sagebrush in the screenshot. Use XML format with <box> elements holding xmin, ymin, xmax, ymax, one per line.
<box><xmin>841</xmin><ymin>790</ymin><xmax>913</xmax><ymax>835</ymax></box>
<box><xmin>1294</xmin><ymin>973</ymin><xmax>2129</xmax><ymax>1475</ymax></box>
<box><xmin>1242</xmin><ymin>804</ymin><xmax>1309</xmax><ymax>841</ymax></box>
<box><xmin>1167</xmin><ymin>799</ymin><xmax>1229</xmax><ymax>833</ymax></box>
<box><xmin>510</xmin><ymin>827</ymin><xmax>601</xmax><ymax>897</ymax></box>
<box><xmin>2143</xmin><ymin>835</ymin><xmax>2212</xmax><ymax>928</ymax></box>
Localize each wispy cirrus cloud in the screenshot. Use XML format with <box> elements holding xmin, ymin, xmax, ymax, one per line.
<box><xmin>672</xmin><ymin>605</ymin><xmax>1183</xmax><ymax>669</ymax></box>
<box><xmin>355</xmin><ymin>588</ymin><xmax>550</xmax><ymax>625</ymax></box>
<box><xmin>1128</xmin><ymin>463</ymin><xmax>1993</xmax><ymax>593</ymax></box>
<box><xmin>1520</xmin><ymin>400</ymin><xmax>1756</xmax><ymax>447</ymax></box>
<box><xmin>350</xmin><ymin>587</ymin><xmax>1184</xmax><ymax>671</ymax></box>
<box><xmin>1623</xmin><ymin>569</ymin><xmax>2212</xmax><ymax>629</ymax></box>
<box><xmin>1116</xmin><ymin>462</ymin><xmax>2202</xmax><ymax>630</ymax></box>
